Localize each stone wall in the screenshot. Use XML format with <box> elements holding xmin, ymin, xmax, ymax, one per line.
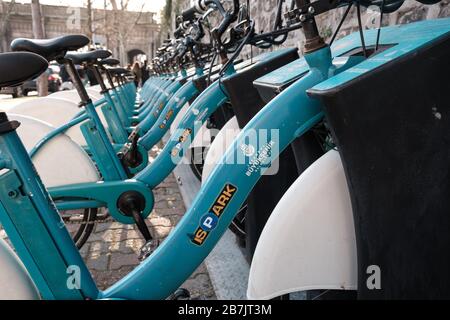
<box><xmin>172</xmin><ymin>0</ymin><xmax>449</xmax><ymax>57</ymax></box>
<box><xmin>0</xmin><ymin>2</ymin><xmax>160</xmax><ymax>64</ymax></box>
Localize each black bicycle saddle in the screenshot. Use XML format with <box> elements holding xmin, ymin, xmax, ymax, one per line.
<box><xmin>0</xmin><ymin>52</ymin><xmax>48</xmax><ymax>88</ymax></box>
<box><xmin>65</xmin><ymin>49</ymin><xmax>112</xmax><ymax>65</ymax></box>
<box><xmin>108</xmin><ymin>67</ymin><xmax>129</xmax><ymax>76</ymax></box>
<box><xmin>98</xmin><ymin>58</ymin><xmax>120</xmax><ymax>66</ymax></box>
<box><xmin>11</xmin><ymin>35</ymin><xmax>90</xmax><ymax>62</ymax></box>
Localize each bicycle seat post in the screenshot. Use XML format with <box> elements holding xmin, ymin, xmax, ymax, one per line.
<box><xmin>104</xmin><ymin>68</ymin><xmax>116</xmax><ymax>90</ymax></box>
<box><xmin>295</xmin><ymin>0</ymin><xmax>326</xmax><ymax>53</ymax></box>
<box><xmin>60</xmin><ymin>57</ymin><xmax>91</xmax><ymax>106</ymax></box>
<box><xmin>91</xmin><ymin>64</ymin><xmax>109</xmax><ymax>94</ymax></box>
<box><xmin>61</xmin><ymin>57</ymin><xmax>101</xmax><ymax>124</ymax></box>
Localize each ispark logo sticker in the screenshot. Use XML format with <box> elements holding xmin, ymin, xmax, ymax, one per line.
<box><xmin>159</xmin><ymin>109</ymin><xmax>174</xmax><ymax>129</ymax></box>
<box><xmin>153</xmin><ymin>103</ymin><xmax>165</xmax><ymax>118</ymax></box>
<box><xmin>191</xmin><ymin>183</ymin><xmax>237</xmax><ymax>246</ymax></box>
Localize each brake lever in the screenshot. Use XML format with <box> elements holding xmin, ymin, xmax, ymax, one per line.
<box><xmin>221</xmin><ymin>19</ymin><xmax>251</xmax><ymax>49</ymax></box>
<box><xmin>202</xmin><ymin>7</ymin><xmax>216</xmax><ymax>20</ymax></box>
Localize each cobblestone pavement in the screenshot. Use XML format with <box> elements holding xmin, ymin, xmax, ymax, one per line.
<box><xmin>69</xmin><ymin>172</ymin><xmax>216</xmax><ymax>299</ymax></box>
<box><xmin>0</xmin><ymin>145</ymin><xmax>216</xmax><ymax>300</ymax></box>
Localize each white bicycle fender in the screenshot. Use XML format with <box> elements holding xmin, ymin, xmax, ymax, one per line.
<box><xmin>0</xmin><ymin>238</ymin><xmax>40</xmax><ymax>300</ymax></box>
<box><xmin>86</xmin><ymin>88</ymin><xmax>102</xmax><ymax>100</ymax></box>
<box><xmin>49</xmin><ymin>89</ymin><xmax>100</xmax><ymax>102</ymax></box>
<box><xmin>191</xmin><ymin>122</ymin><xmax>211</xmax><ymax>149</ymax></box>
<box><xmin>9</xmin><ymin>114</ymin><xmax>99</xmax><ymax>188</ymax></box>
<box><xmin>9</xmin><ymin>97</ymin><xmax>86</xmax><ymax>146</ymax></box>
<box><xmin>202</xmin><ymin>116</ymin><xmax>240</xmax><ymax>184</ymax></box>
<box><xmin>170</xmin><ymin>101</ymin><xmax>190</xmax><ymax>135</ymax></box>
<box><xmin>247</xmin><ymin>150</ymin><xmax>357</xmax><ymax>299</ymax></box>
<box><xmin>88</xmin><ymin>84</ymin><xmax>102</xmax><ymax>92</ymax></box>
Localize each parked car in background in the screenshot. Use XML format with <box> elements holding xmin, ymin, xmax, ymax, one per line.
<box><xmin>0</xmin><ymin>65</ymin><xmax>61</xmax><ymax>98</ymax></box>
<box><xmin>0</xmin><ymin>85</ymin><xmax>23</xmax><ymax>98</ymax></box>
<box><xmin>22</xmin><ymin>65</ymin><xmax>62</xmax><ymax>96</ymax></box>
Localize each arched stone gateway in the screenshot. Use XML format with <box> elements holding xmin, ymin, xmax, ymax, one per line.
<box><xmin>127</xmin><ymin>49</ymin><xmax>146</xmax><ymax>64</ymax></box>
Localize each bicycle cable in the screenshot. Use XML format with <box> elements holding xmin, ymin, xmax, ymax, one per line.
<box><xmin>207</xmin><ymin>50</ymin><xmax>218</xmax><ymax>86</ymax></box>
<box><xmin>219</xmin><ymin>20</ymin><xmax>256</xmax><ymax>77</ymax></box>
<box><xmin>356</xmin><ymin>1</ymin><xmax>368</xmax><ymax>58</ymax></box>
<box><xmin>217</xmin><ymin>20</ymin><xmax>255</xmax><ymax>98</ymax></box>
<box><xmin>329</xmin><ymin>2</ymin><xmax>353</xmax><ymax>47</ymax></box>
<box><xmin>375</xmin><ymin>0</ymin><xmax>387</xmax><ymax>51</ymax></box>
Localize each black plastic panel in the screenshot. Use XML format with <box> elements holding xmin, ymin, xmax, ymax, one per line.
<box><xmin>222</xmin><ymin>48</ymin><xmax>299</xmax><ymax>128</ymax></box>
<box><xmin>311</xmin><ymin>35</ymin><xmax>450</xmax><ymax>299</ymax></box>
<box><xmin>221</xmin><ymin>48</ymin><xmax>300</xmax><ymax>259</ymax></box>
<box><xmin>253</xmin><ymin>58</ymin><xmax>306</xmax><ymax>104</ymax></box>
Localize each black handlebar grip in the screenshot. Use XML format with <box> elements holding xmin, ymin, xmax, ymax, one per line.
<box><xmin>181</xmin><ymin>6</ymin><xmax>198</xmax><ymax>21</ymax></box>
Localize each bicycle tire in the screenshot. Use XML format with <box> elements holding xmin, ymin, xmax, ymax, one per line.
<box><xmin>66</xmin><ymin>208</ymin><xmax>98</xmax><ymax>249</ymax></box>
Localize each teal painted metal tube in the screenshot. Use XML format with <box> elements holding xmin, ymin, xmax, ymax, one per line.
<box><xmin>139</xmin><ymin>80</ymin><xmax>200</xmax><ymax>150</ymax></box>
<box><xmin>83</xmin><ymin>101</ymin><xmax>128</xmax><ymax>180</ymax></box>
<box><xmin>136</xmin><ymin>78</ymin><xmax>229</xmax><ymax>188</ymax></box>
<box><xmin>29</xmin><ymin>113</ymin><xmax>89</xmax><ymax>158</ymax></box>
<box><xmin>0</xmin><ymin>129</ymin><xmax>99</xmax><ymax>299</ymax></box>
<box><xmin>101</xmin><ymin>47</ymin><xmax>333</xmax><ymax>300</ymax></box>
<box><xmin>138</xmin><ymin>79</ymin><xmax>184</xmax><ymax>132</ymax></box>
<box><xmin>101</xmin><ymin>91</ymin><xmax>129</xmax><ymax>144</ymax></box>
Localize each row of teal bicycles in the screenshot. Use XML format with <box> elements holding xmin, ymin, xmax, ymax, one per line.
<box><xmin>0</xmin><ymin>0</ymin><xmax>449</xmax><ymax>299</ymax></box>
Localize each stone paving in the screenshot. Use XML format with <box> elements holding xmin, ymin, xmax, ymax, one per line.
<box><xmin>68</xmin><ymin>172</ymin><xmax>216</xmax><ymax>299</ymax></box>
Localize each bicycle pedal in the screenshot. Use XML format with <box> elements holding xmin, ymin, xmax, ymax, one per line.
<box><xmin>167</xmin><ymin>288</ymin><xmax>191</xmax><ymax>300</ymax></box>
<box><xmin>138</xmin><ymin>239</ymin><xmax>161</xmax><ymax>261</ymax></box>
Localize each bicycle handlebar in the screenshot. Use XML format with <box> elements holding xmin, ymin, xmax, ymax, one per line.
<box><xmin>181</xmin><ymin>6</ymin><xmax>200</xmax><ymax>21</ymax></box>
<box><xmin>180</xmin><ymin>0</ymin><xmax>240</xmax><ymax>41</ymax></box>
<box><xmin>215</xmin><ymin>0</ymin><xmax>240</xmax><ymax>37</ymax></box>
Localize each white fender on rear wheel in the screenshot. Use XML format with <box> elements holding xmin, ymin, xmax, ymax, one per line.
<box><xmin>9</xmin><ymin>114</ymin><xmax>99</xmax><ymax>188</ymax></box>
<box><xmin>202</xmin><ymin>116</ymin><xmax>240</xmax><ymax>184</ymax></box>
<box><xmin>49</xmin><ymin>90</ymin><xmax>100</xmax><ymax>102</ymax></box>
<box><xmin>9</xmin><ymin>97</ymin><xmax>86</xmax><ymax>146</ymax></box>
<box><xmin>10</xmin><ymin>96</ymin><xmax>112</xmax><ymax>146</ymax></box>
<box><xmin>86</xmin><ymin>88</ymin><xmax>102</xmax><ymax>100</ymax></box>
<box><xmin>0</xmin><ymin>239</ymin><xmax>40</xmax><ymax>300</ymax></box>
<box><xmin>88</xmin><ymin>85</ymin><xmax>102</xmax><ymax>92</ymax></box>
<box><xmin>247</xmin><ymin>150</ymin><xmax>357</xmax><ymax>300</ymax></box>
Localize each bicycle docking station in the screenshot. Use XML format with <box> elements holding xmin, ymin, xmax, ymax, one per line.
<box><xmin>309</xmin><ymin>19</ymin><xmax>450</xmax><ymax>299</ymax></box>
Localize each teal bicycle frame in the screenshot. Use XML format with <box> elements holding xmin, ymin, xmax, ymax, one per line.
<box><xmin>27</xmin><ymin>68</ymin><xmax>203</xmax><ymax>221</ymax></box>
<box><xmin>30</xmin><ymin>53</ymin><xmax>273</xmax><ymax>222</ymax></box>
<box><xmin>1</xmin><ymin>18</ymin><xmax>449</xmax><ymax>299</ymax></box>
<box><xmin>0</xmin><ymin>44</ymin><xmax>341</xmax><ymax>299</ymax></box>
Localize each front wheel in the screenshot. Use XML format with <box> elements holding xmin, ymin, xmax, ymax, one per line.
<box><xmin>228</xmin><ymin>204</ymin><xmax>247</xmax><ymax>245</ymax></box>
<box><xmin>189</xmin><ymin>146</ymin><xmax>207</xmax><ymax>181</ymax></box>
<box><xmin>62</xmin><ymin>208</ymin><xmax>98</xmax><ymax>249</ymax></box>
